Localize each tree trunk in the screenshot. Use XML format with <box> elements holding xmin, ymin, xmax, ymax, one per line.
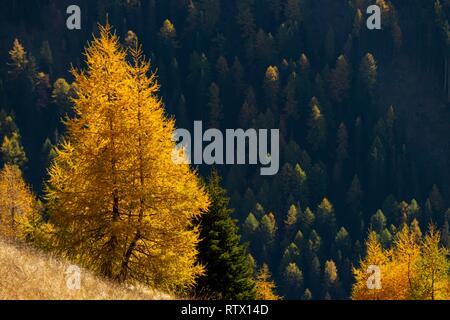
<box><xmin>117</xmin><ymin>231</ymin><xmax>140</xmax><ymax>282</ymax></box>
<box><xmin>101</xmin><ymin>93</ymin><xmax>120</xmax><ymax>279</ymax></box>
<box><xmin>117</xmin><ymin>89</ymin><xmax>145</xmax><ymax>283</ymax></box>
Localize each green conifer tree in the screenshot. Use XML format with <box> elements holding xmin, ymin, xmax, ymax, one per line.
<box><xmin>196</xmin><ymin>170</ymin><xmax>256</xmax><ymax>300</ymax></box>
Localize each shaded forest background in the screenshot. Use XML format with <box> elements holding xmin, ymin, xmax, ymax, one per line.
<box><xmin>0</xmin><ymin>0</ymin><xmax>449</xmax><ymax>299</ymax></box>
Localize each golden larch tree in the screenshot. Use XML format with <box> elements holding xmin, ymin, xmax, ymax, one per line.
<box><xmin>255</xmin><ymin>264</ymin><xmax>281</xmax><ymax>300</ymax></box>
<box><xmin>45</xmin><ymin>24</ymin><xmax>209</xmax><ymax>291</ymax></box>
<box><xmin>353</xmin><ymin>225</ymin><xmax>450</xmax><ymax>300</ymax></box>
<box><xmin>390</xmin><ymin>224</ymin><xmax>421</xmax><ymax>298</ymax></box>
<box><xmin>8</xmin><ymin>38</ymin><xmax>28</xmax><ymax>77</ymax></box>
<box><xmin>0</xmin><ymin>164</ymin><xmax>37</xmax><ymax>239</ymax></box>
<box><xmin>352</xmin><ymin>231</ymin><xmax>392</xmax><ymax>300</ymax></box>
<box><xmin>414</xmin><ymin>226</ymin><xmax>450</xmax><ymax>300</ymax></box>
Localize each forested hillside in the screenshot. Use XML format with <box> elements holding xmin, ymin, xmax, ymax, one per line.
<box><xmin>0</xmin><ymin>0</ymin><xmax>449</xmax><ymax>300</ymax></box>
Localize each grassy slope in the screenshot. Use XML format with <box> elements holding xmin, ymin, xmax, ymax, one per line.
<box><xmin>0</xmin><ymin>238</ymin><xmax>171</xmax><ymax>300</ymax></box>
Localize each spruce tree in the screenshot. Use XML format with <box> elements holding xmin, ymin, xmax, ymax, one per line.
<box><xmin>196</xmin><ymin>169</ymin><xmax>256</xmax><ymax>300</ymax></box>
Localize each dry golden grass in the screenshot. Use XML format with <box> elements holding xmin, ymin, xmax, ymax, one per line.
<box><xmin>0</xmin><ymin>238</ymin><xmax>171</xmax><ymax>300</ymax></box>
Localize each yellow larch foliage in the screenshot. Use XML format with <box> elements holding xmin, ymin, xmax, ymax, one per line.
<box><xmin>160</xmin><ymin>19</ymin><xmax>177</xmax><ymax>40</ymax></box>
<box><xmin>352</xmin><ymin>231</ymin><xmax>392</xmax><ymax>300</ymax></box>
<box><xmin>255</xmin><ymin>264</ymin><xmax>281</xmax><ymax>300</ymax></box>
<box><xmin>414</xmin><ymin>226</ymin><xmax>450</xmax><ymax>300</ymax></box>
<box><xmin>8</xmin><ymin>38</ymin><xmax>28</xmax><ymax>75</ymax></box>
<box><xmin>0</xmin><ymin>164</ymin><xmax>37</xmax><ymax>240</ymax></box>
<box><xmin>45</xmin><ymin>24</ymin><xmax>209</xmax><ymax>292</ymax></box>
<box><xmin>353</xmin><ymin>225</ymin><xmax>450</xmax><ymax>300</ymax></box>
<box><xmin>391</xmin><ymin>224</ymin><xmax>421</xmax><ymax>298</ymax></box>
<box><xmin>264</xmin><ymin>66</ymin><xmax>279</xmax><ymax>83</ymax></box>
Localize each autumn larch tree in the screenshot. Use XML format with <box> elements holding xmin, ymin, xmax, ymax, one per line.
<box><xmin>283</xmin><ymin>204</ymin><xmax>299</xmax><ymax>247</ymax></box>
<box><xmin>8</xmin><ymin>39</ymin><xmax>29</xmax><ymax>78</ymax></box>
<box><xmin>353</xmin><ymin>224</ymin><xmax>450</xmax><ymax>300</ymax></box>
<box><xmin>45</xmin><ymin>24</ymin><xmax>209</xmax><ymax>291</ymax></box>
<box><xmin>414</xmin><ymin>226</ymin><xmax>450</xmax><ymax>300</ymax></box>
<box><xmin>323</xmin><ymin>259</ymin><xmax>341</xmax><ymax>299</ymax></box>
<box><xmin>391</xmin><ymin>224</ymin><xmax>421</xmax><ymax>298</ymax></box>
<box><xmin>316</xmin><ymin>198</ymin><xmax>337</xmax><ymax>245</ymax></box>
<box><xmin>255</xmin><ymin>264</ymin><xmax>281</xmax><ymax>300</ymax></box>
<box><xmin>195</xmin><ymin>169</ymin><xmax>256</xmax><ymax>300</ymax></box>
<box><xmin>259</xmin><ymin>212</ymin><xmax>278</xmax><ymax>263</ymax></box>
<box><xmin>159</xmin><ymin>19</ymin><xmax>179</xmax><ymax>50</ymax></box>
<box><xmin>307</xmin><ymin>97</ymin><xmax>327</xmax><ymax>152</ymax></box>
<box><xmin>352</xmin><ymin>231</ymin><xmax>390</xmax><ymax>300</ymax></box>
<box><xmin>281</xmin><ymin>262</ymin><xmax>304</xmax><ymax>299</ymax></box>
<box><xmin>0</xmin><ymin>164</ymin><xmax>37</xmax><ymax>240</ymax></box>
<box><xmin>264</xmin><ymin>66</ymin><xmax>280</xmax><ymax>112</ymax></box>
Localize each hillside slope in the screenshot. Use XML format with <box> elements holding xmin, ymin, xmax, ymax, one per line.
<box><xmin>0</xmin><ymin>238</ymin><xmax>171</xmax><ymax>300</ymax></box>
<box><xmin>377</xmin><ymin>57</ymin><xmax>450</xmax><ymax>199</ymax></box>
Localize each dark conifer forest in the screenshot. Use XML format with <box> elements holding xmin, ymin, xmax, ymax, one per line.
<box><xmin>0</xmin><ymin>0</ymin><xmax>449</xmax><ymax>300</ymax></box>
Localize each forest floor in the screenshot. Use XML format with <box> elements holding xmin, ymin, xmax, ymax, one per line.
<box><xmin>377</xmin><ymin>56</ymin><xmax>450</xmax><ymax>199</ymax></box>
<box><xmin>0</xmin><ymin>237</ymin><xmax>171</xmax><ymax>300</ymax></box>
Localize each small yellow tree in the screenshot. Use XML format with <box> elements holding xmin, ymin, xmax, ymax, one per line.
<box><xmin>45</xmin><ymin>24</ymin><xmax>209</xmax><ymax>291</ymax></box>
<box><xmin>414</xmin><ymin>226</ymin><xmax>450</xmax><ymax>300</ymax></box>
<box><xmin>391</xmin><ymin>224</ymin><xmax>421</xmax><ymax>298</ymax></box>
<box><xmin>255</xmin><ymin>264</ymin><xmax>281</xmax><ymax>300</ymax></box>
<box><xmin>353</xmin><ymin>224</ymin><xmax>450</xmax><ymax>300</ymax></box>
<box><xmin>8</xmin><ymin>38</ymin><xmax>28</xmax><ymax>77</ymax></box>
<box><xmin>0</xmin><ymin>164</ymin><xmax>37</xmax><ymax>239</ymax></box>
<box><xmin>352</xmin><ymin>231</ymin><xmax>391</xmax><ymax>300</ymax></box>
